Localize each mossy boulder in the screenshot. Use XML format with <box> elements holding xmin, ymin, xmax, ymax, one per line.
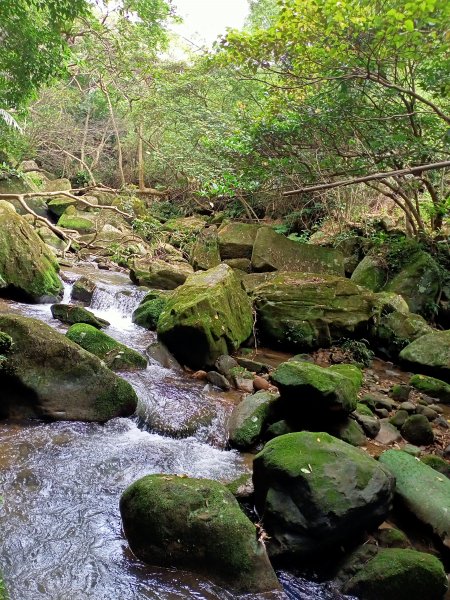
<box><xmin>66</xmin><ymin>323</ymin><xmax>147</xmax><ymax>371</ymax></box>
<box><xmin>328</xmin><ymin>363</ymin><xmax>364</xmax><ymax>394</ymax></box>
<box><xmin>0</xmin><ymin>200</ymin><xmax>62</xmax><ymax>303</ymax></box>
<box><xmin>190</xmin><ymin>226</ymin><xmax>221</xmax><ymax>271</ymax></box>
<box><xmin>379</xmin><ymin>450</ymin><xmax>450</xmax><ymax>546</ymax></box>
<box><xmin>71</xmin><ymin>276</ymin><xmax>96</xmax><ymax>304</ymax></box>
<box><xmin>228</xmin><ymin>391</ymin><xmax>279</xmax><ymax>449</ymax></box>
<box><xmin>130</xmin><ymin>257</ymin><xmax>194</xmax><ymax>290</ymax></box>
<box><xmin>252</xmin><ymin>273</ymin><xmax>376</xmax><ymax>351</ymax></box>
<box><xmin>51</xmin><ymin>304</ymin><xmax>109</xmax><ymax>329</ymax></box>
<box><xmin>157</xmin><ymin>264</ymin><xmax>253</xmax><ymax>369</ymax></box>
<box><xmin>251</xmin><ymin>227</ymin><xmax>345</xmax><ymax>275</ymax></box>
<box><xmin>351</xmin><ymin>254</ymin><xmax>387</xmax><ymax>291</ymax></box>
<box><xmin>399</xmin><ymin>330</ymin><xmax>450</xmax><ymax>380</ymax></box>
<box><xmin>271</xmin><ymin>361</ymin><xmax>360</xmax><ymax>414</ymax></box>
<box><xmin>44</xmin><ymin>177</ymin><xmax>71</xmax><ymax>192</ymax></box>
<box><xmin>218</xmin><ymin>222</ymin><xmax>262</xmax><ymax>259</ymax></box>
<box><xmin>57</xmin><ymin>207</ymin><xmax>95</xmax><ymax>233</ymax></box>
<box><xmin>37</xmin><ymin>225</ymin><xmax>67</xmax><ymax>252</ymax></box>
<box><xmin>342</xmin><ymin>548</ymin><xmax>447</xmax><ymax>600</ymax></box>
<box><xmin>253</xmin><ymin>432</ymin><xmax>394</xmax><ymax>558</ymax></box>
<box><xmin>401</xmin><ymin>414</ymin><xmax>434</xmax><ymax>445</ymax></box>
<box><xmin>132</xmin><ymin>290</ymin><xmax>170</xmax><ymax>330</ymax></box>
<box><xmin>0</xmin><ymin>314</ymin><xmax>137</xmax><ymax>421</ymax></box>
<box><xmin>386</xmin><ymin>251</ymin><xmax>441</xmax><ymax>316</ymax></box>
<box><xmin>47</xmin><ymin>196</ymin><xmax>77</xmax><ymax>218</ymax></box>
<box><xmin>421</xmin><ymin>454</ymin><xmax>450</xmax><ymax>479</ymax></box>
<box><xmin>370</xmin><ymin>310</ymin><xmax>432</xmax><ymax>359</ymax></box>
<box><xmin>409</xmin><ymin>374</ymin><xmax>450</xmax><ymax>403</ymax></box>
<box><xmin>332</xmin><ymin>418</ymin><xmax>367</xmax><ymax>447</ymax></box>
<box><xmin>119</xmin><ymin>474</ymin><xmax>280</xmax><ymax>594</ymax></box>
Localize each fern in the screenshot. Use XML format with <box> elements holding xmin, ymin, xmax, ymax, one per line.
<box><xmin>0</xmin><ymin>109</ymin><xmax>22</xmax><ymax>132</ymax></box>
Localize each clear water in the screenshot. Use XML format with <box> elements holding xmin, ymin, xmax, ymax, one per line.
<box><xmin>0</xmin><ymin>266</ymin><xmax>352</xmax><ymax>600</ymax></box>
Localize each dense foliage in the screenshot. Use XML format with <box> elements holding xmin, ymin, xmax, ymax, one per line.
<box><xmin>1</xmin><ymin>0</ymin><xmax>449</xmax><ymax>234</ymax></box>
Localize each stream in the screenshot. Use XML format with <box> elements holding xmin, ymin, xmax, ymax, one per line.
<box><xmin>0</xmin><ymin>265</ymin><xmax>352</xmax><ymax>600</ymax></box>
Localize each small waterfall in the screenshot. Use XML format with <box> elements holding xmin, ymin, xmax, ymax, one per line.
<box><xmin>89</xmin><ymin>283</ymin><xmax>147</xmax><ymax>330</ymax></box>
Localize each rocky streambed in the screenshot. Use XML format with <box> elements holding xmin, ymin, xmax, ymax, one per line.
<box><xmin>0</xmin><ymin>265</ymin><xmax>358</xmax><ymax>600</ymax></box>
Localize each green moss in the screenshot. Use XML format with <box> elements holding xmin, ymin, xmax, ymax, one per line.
<box><xmin>0</xmin><ymin>200</ymin><xmax>62</xmax><ymax>302</ymax></box>
<box><xmin>229</xmin><ymin>365</ymin><xmax>254</xmax><ymax>380</ymax></box>
<box><xmin>120</xmin><ymin>474</ymin><xmax>278</xmax><ymax>593</ymax></box>
<box><xmin>351</xmin><ymin>254</ymin><xmax>387</xmax><ymax>291</ymax></box>
<box><xmin>228</xmin><ymin>391</ymin><xmax>278</xmax><ymax>449</ymax></box>
<box><xmin>0</xmin><ymin>332</ymin><xmax>12</xmax><ymax>354</ymax></box>
<box><xmin>51</xmin><ymin>304</ymin><xmax>109</xmax><ymax>329</ymax></box>
<box><xmin>0</xmin><ymin>314</ymin><xmax>137</xmax><ymax>422</ymax></box>
<box><xmin>379</xmin><ymin>450</ymin><xmax>450</xmax><ymax>544</ymax></box>
<box><xmin>66</xmin><ymin>323</ymin><xmax>147</xmax><ymax>371</ymax></box>
<box><xmin>420</xmin><ymin>454</ymin><xmax>450</xmax><ymax>479</ymax></box>
<box><xmin>157</xmin><ymin>264</ymin><xmax>253</xmax><ymax>369</ymax></box>
<box><xmin>400</xmin><ymin>330</ymin><xmax>450</xmax><ymax>380</ymax></box>
<box><xmin>409</xmin><ymin>374</ymin><xmax>450</xmax><ymax>403</ymax></box>
<box><xmin>0</xmin><ymin>576</ymin><xmax>7</xmax><ymax>600</ymax></box>
<box><xmin>271</xmin><ymin>361</ymin><xmax>358</xmax><ymax>413</ymax></box>
<box><xmin>95</xmin><ymin>377</ymin><xmax>137</xmax><ymax>422</ymax></box>
<box><xmin>343</xmin><ymin>548</ymin><xmax>448</xmax><ymax>600</ymax></box>
<box><xmin>253</xmin><ymin>272</ymin><xmax>375</xmax><ymax>351</ymax></box>
<box><xmin>376</xmin><ymin>528</ymin><xmax>410</xmax><ymax>549</ymax></box>
<box><xmin>132</xmin><ymin>291</ymin><xmax>169</xmax><ymax>330</ymax></box>
<box><xmin>328</xmin><ymin>364</ymin><xmax>363</xmax><ymax>393</ymax></box>
<box><xmin>356</xmin><ymin>402</ymin><xmax>374</xmax><ymax>417</ymax></box>
<box><xmin>47</xmin><ymin>196</ymin><xmax>76</xmax><ymax>217</ymax></box>
<box><xmin>57</xmin><ymin>212</ymin><xmax>95</xmax><ymax>233</ymax></box>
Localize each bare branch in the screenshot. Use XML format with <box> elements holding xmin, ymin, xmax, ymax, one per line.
<box><xmin>283</xmin><ymin>160</ymin><xmax>450</xmax><ymax>196</ymax></box>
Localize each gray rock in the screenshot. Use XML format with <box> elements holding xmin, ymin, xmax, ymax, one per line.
<box><xmin>375</xmin><ymin>421</ymin><xmax>402</xmax><ymax>445</ymax></box>
<box><xmin>207</xmin><ymin>371</ymin><xmax>231</xmax><ymax>390</ymax></box>
<box><xmin>401</xmin><ymin>414</ymin><xmax>434</xmax><ymax>445</ymax></box>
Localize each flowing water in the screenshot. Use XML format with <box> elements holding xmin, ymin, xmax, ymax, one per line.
<box><xmin>0</xmin><ymin>265</ymin><xmax>352</xmax><ymax>600</ymax></box>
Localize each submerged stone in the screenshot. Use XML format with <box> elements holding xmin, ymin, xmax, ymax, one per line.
<box><xmin>66</xmin><ymin>323</ymin><xmax>147</xmax><ymax>371</ymax></box>
<box><xmin>120</xmin><ymin>474</ymin><xmax>280</xmax><ymax>594</ymax></box>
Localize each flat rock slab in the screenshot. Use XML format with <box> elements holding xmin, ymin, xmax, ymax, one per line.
<box><xmin>379</xmin><ymin>449</ymin><xmax>450</xmax><ymax>547</ymax></box>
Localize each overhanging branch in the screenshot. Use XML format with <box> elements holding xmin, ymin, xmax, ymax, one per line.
<box><xmin>283</xmin><ymin>160</ymin><xmax>450</xmax><ymax>196</ymax></box>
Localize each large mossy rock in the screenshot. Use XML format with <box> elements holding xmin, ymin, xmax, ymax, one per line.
<box><xmin>130</xmin><ymin>257</ymin><xmax>194</xmax><ymax>290</ymax></box>
<box><xmin>253</xmin><ymin>432</ymin><xmax>394</xmax><ymax>559</ymax></box>
<box><xmin>157</xmin><ymin>264</ymin><xmax>253</xmax><ymax>369</ymax></box>
<box><xmin>44</xmin><ymin>177</ymin><xmax>71</xmax><ymax>192</ymax></box>
<box><xmin>0</xmin><ymin>314</ymin><xmax>137</xmax><ymax>421</ymax></box>
<box><xmin>386</xmin><ymin>251</ymin><xmax>441</xmax><ymax>316</ymax></box>
<box><xmin>252</xmin><ymin>273</ymin><xmax>375</xmax><ymax>350</ymax></box>
<box><xmin>51</xmin><ymin>304</ymin><xmax>109</xmax><ymax>329</ymax></box>
<box><xmin>66</xmin><ymin>323</ymin><xmax>147</xmax><ymax>371</ymax></box>
<box><xmin>57</xmin><ymin>206</ymin><xmax>96</xmax><ymax>233</ymax></box>
<box><xmin>352</xmin><ymin>248</ymin><xmax>441</xmax><ymax>317</ymax></box>
<box><xmin>132</xmin><ymin>290</ymin><xmax>170</xmax><ymax>330</ymax></box>
<box><xmin>218</xmin><ymin>222</ymin><xmax>262</xmax><ymax>259</ymax></box>
<box><xmin>399</xmin><ymin>330</ymin><xmax>450</xmax><ymax>380</ymax></box>
<box><xmin>370</xmin><ymin>309</ymin><xmax>432</xmax><ymax>359</ymax></box>
<box><xmin>228</xmin><ymin>391</ymin><xmax>279</xmax><ymax>449</ymax></box>
<box><xmin>351</xmin><ymin>254</ymin><xmax>387</xmax><ymax>291</ymax></box>
<box><xmin>409</xmin><ymin>374</ymin><xmax>450</xmax><ymax>403</ymax></box>
<box><xmin>342</xmin><ymin>548</ymin><xmax>448</xmax><ymax>600</ymax></box>
<box><xmin>0</xmin><ymin>200</ymin><xmax>62</xmax><ymax>303</ymax></box>
<box><xmin>47</xmin><ymin>196</ymin><xmax>77</xmax><ymax>218</ymax></box>
<box><xmin>379</xmin><ymin>450</ymin><xmax>450</xmax><ymax>546</ymax></box>
<box><xmin>120</xmin><ymin>474</ymin><xmax>280</xmax><ymax>594</ymax></box>
<box><xmin>191</xmin><ymin>226</ymin><xmax>221</xmax><ymax>271</ymax></box>
<box><xmin>271</xmin><ymin>361</ymin><xmax>360</xmax><ymax>414</ymax></box>
<box><xmin>251</xmin><ymin>227</ymin><xmax>345</xmax><ymax>275</ymax></box>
